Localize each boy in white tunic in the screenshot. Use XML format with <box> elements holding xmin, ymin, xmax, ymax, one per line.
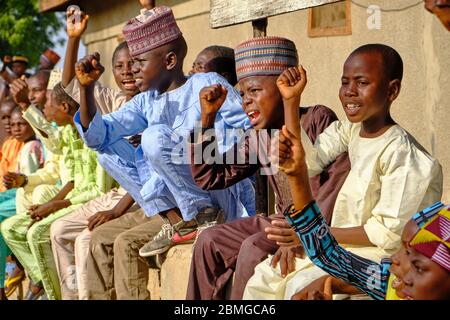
<box><xmin>244</xmin><ymin>44</ymin><xmax>443</xmax><ymax>299</ymax></box>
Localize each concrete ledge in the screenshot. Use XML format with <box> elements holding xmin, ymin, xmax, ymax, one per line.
<box><xmin>146</xmin><ymin>243</ymin><xmax>194</xmax><ymax>300</ymax></box>
<box><xmin>160</xmin><ymin>243</ymin><xmax>193</xmax><ymax>300</ymax></box>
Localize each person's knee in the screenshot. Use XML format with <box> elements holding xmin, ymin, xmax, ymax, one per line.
<box><xmin>113</xmin><ymin>231</ymin><xmax>137</xmax><ymax>255</ymax></box>
<box><xmin>192</xmin><ymin>227</ymin><xmax>219</xmax><ymax>254</ymax></box>
<box><xmin>49</xmin><ymin>219</ymin><xmax>66</xmax><ymax>243</ymax></box>
<box><xmin>89</xmin><ymin>227</ymin><xmax>108</xmax><ymax>253</ymax></box>
<box><xmin>1</xmin><ymin>216</ymin><xmax>21</xmax><ymax>240</ymax></box>
<box><xmin>27</xmin><ymin>222</ymin><xmax>45</xmax><ymax>247</ymax></box>
<box><xmin>74</xmin><ymin>229</ymin><xmax>91</xmax><ymax>251</ymax></box>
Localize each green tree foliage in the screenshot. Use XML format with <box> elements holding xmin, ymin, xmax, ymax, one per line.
<box><xmin>0</xmin><ymin>0</ymin><xmax>64</xmax><ymax>67</ymax></box>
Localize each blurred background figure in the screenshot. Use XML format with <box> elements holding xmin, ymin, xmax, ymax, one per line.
<box><xmin>38</xmin><ymin>49</ymin><xmax>61</xmax><ymax>71</ymax></box>
<box><xmin>424</xmin><ymin>0</ymin><xmax>450</xmax><ymax>30</ymax></box>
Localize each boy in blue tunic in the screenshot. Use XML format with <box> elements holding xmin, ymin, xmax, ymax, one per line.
<box><xmin>73</xmin><ymin>6</ymin><xmax>255</xmax><ymax>257</ymax></box>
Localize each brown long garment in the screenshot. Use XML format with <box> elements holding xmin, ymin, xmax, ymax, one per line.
<box><xmin>187</xmin><ymin>105</ymin><xmax>350</xmax><ymax>300</ymax></box>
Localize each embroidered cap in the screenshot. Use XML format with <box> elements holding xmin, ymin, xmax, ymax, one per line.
<box><xmin>41</xmin><ymin>49</ymin><xmax>61</xmax><ymax>67</ymax></box>
<box><xmin>234</xmin><ymin>36</ymin><xmax>298</xmax><ymax>82</ymax></box>
<box><xmin>123</xmin><ymin>6</ymin><xmax>182</xmax><ymax>57</ymax></box>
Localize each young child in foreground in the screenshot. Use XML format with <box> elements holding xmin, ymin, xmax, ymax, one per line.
<box><xmin>271</xmin><ymin>124</ymin><xmax>450</xmax><ymax>299</ymax></box>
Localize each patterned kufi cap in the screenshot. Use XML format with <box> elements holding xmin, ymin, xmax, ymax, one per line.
<box><xmin>234</xmin><ymin>36</ymin><xmax>298</xmax><ymax>82</ymax></box>
<box><xmin>122</xmin><ymin>6</ymin><xmax>182</xmax><ymax>57</ymax></box>
<box><xmin>41</xmin><ymin>49</ymin><xmax>61</xmax><ymax>66</ymax></box>
<box><xmin>410</xmin><ymin>206</ymin><xmax>450</xmax><ymax>272</ymax></box>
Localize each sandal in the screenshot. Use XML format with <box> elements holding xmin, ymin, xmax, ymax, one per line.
<box><xmin>4</xmin><ymin>272</ymin><xmax>25</xmax><ymax>298</ymax></box>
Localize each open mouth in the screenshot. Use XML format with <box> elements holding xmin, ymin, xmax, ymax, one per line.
<box><xmin>344</xmin><ymin>103</ymin><xmax>362</xmax><ymax>116</ymax></box>
<box><xmin>122</xmin><ymin>79</ymin><xmax>137</xmax><ymax>90</ymax></box>
<box><xmin>246</xmin><ymin>110</ymin><xmax>261</xmax><ymax>126</ymax></box>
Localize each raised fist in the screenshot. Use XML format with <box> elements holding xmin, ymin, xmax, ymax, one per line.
<box><xmin>276</xmin><ymin>66</ymin><xmax>307</xmax><ymax>101</ymax></box>
<box><xmin>199</xmin><ymin>84</ymin><xmax>228</xmax><ymax>116</ymax></box>
<box><xmin>139</xmin><ymin>0</ymin><xmax>156</xmax><ymax>9</ymax></box>
<box><xmin>10</xmin><ymin>76</ymin><xmax>30</xmax><ymax>107</ymax></box>
<box><xmin>75</xmin><ymin>52</ymin><xmax>105</xmax><ymax>87</ymax></box>
<box><xmin>66</xmin><ymin>6</ymin><xmax>89</xmax><ymax>38</ymax></box>
<box><xmin>2</xmin><ymin>55</ymin><xmax>12</xmax><ymax>65</ymax></box>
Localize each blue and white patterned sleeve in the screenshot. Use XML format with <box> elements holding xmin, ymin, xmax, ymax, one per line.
<box><xmin>284</xmin><ymin>201</ymin><xmax>390</xmax><ymax>300</ymax></box>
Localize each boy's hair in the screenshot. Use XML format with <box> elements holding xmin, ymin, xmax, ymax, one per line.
<box><xmin>112</xmin><ymin>41</ymin><xmax>129</xmax><ymax>64</ymax></box>
<box><xmin>203</xmin><ymin>45</ymin><xmax>234</xmax><ymax>60</ymax></box>
<box><xmin>52</xmin><ymin>82</ymin><xmax>79</xmax><ymax>115</ymax></box>
<box><xmin>167</xmin><ymin>36</ymin><xmax>188</xmax><ymax>66</ymax></box>
<box><xmin>10</xmin><ymin>106</ymin><xmax>24</xmax><ymax>117</ymax></box>
<box><xmin>350</xmin><ymin>44</ymin><xmax>403</xmax><ymax>82</ymax></box>
<box><xmin>203</xmin><ymin>46</ymin><xmax>237</xmax><ymax>85</ymax></box>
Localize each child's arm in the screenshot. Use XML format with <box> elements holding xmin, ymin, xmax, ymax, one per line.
<box><xmin>10</xmin><ymin>76</ymin><xmax>30</xmax><ymax>110</ymax></box>
<box><xmin>87</xmin><ymin>193</ymin><xmax>135</xmax><ymax>231</ymax></box>
<box><xmin>75</xmin><ymin>52</ymin><xmax>104</xmax><ymax>127</ymax></box>
<box><xmin>62</xmin><ymin>8</ymin><xmax>89</xmax><ymax>88</ymax></box>
<box><xmin>74</xmin><ymin>53</ymin><xmax>146</xmax><ymax>151</ymax></box>
<box><xmin>276</xmin><ymin>67</ymin><xmax>350</xmax><ymax>177</ymax></box>
<box><xmin>291</xmin><ymin>275</ymin><xmax>362</xmax><ymax>300</ymax></box>
<box><xmin>139</xmin><ymin>0</ymin><xmax>155</xmax><ymax>9</ymax></box>
<box><xmin>62</xmin><ymin>10</ymin><xmax>127</xmax><ymax>115</ymax></box>
<box><xmin>276</xmin><ymin>66</ymin><xmax>307</xmax><ymax>138</ymax></box>
<box><xmin>190</xmin><ymin>84</ymin><xmax>259</xmax><ymax>190</ymax></box>
<box><xmin>22</xmin><ymin>105</ymin><xmax>63</xmax><ymax>154</ymax></box>
<box><xmin>272</xmin><ymin>127</ymin><xmax>388</xmax><ymax>300</ymax></box>
<box><xmin>17</xmin><ymin>140</ymin><xmax>44</xmax><ymax>175</ymax></box>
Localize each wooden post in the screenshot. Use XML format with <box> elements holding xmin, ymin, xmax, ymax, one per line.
<box><xmin>252</xmin><ymin>17</ymin><xmax>268</xmax><ymax>37</ymax></box>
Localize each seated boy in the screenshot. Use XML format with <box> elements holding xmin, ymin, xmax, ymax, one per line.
<box><xmin>1</xmin><ymin>83</ymin><xmax>115</xmax><ymax>300</ymax></box>
<box><xmin>75</xmin><ymin>6</ymin><xmax>254</xmax><ymax>258</ymax></box>
<box><xmin>272</xmin><ymin>124</ymin><xmax>449</xmax><ymax>299</ymax></box>
<box><xmin>2</xmin><ymin>71</ymin><xmax>69</xmax><ymax>297</ymax></box>
<box><xmin>243</xmin><ymin>45</ymin><xmax>443</xmax><ymax>300</ymax></box>
<box><xmin>189</xmin><ymin>45</ymin><xmax>237</xmax><ymax>86</ymax></box>
<box><xmin>0</xmin><ymin>105</ymin><xmax>44</xmax><ymax>300</ymax></box>
<box><xmin>185</xmin><ymin>36</ymin><xmax>350</xmax><ymax>300</ymax></box>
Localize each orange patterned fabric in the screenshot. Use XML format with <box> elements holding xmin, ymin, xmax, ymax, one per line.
<box><xmin>0</xmin><ymin>137</ymin><xmax>24</xmax><ymax>192</ymax></box>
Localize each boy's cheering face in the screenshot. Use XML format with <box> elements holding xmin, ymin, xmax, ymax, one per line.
<box><xmin>239</xmin><ymin>75</ymin><xmax>284</xmax><ymax>130</ymax></box>
<box><xmin>10</xmin><ymin>109</ymin><xmax>34</xmax><ymax>142</ymax></box>
<box><xmin>113</xmin><ymin>47</ymin><xmax>139</xmax><ymax>98</ymax></box>
<box><xmin>339</xmin><ymin>52</ymin><xmax>398</xmax><ymax>128</ymax></box>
